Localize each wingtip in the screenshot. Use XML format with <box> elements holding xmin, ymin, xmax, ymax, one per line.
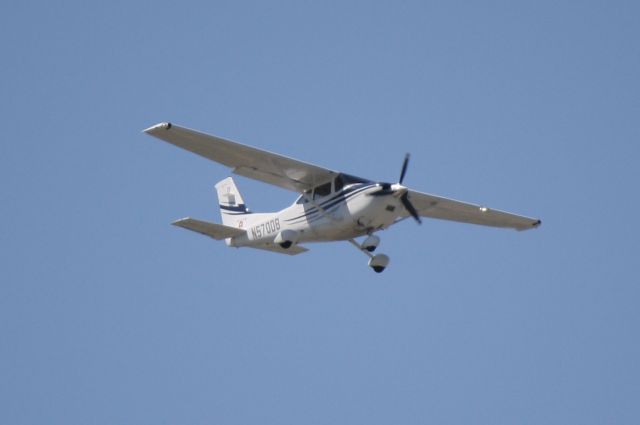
<box><xmin>143</xmin><ymin>122</ymin><xmax>172</xmax><ymax>134</ymax></box>
<box><xmin>515</xmin><ymin>219</ymin><xmax>542</xmax><ymax>231</ymax></box>
<box><xmin>171</xmin><ymin>217</ymin><xmax>191</xmax><ymax>226</ymax></box>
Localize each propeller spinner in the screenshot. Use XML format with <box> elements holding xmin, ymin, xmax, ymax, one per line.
<box><xmin>372</xmin><ymin>153</ymin><xmax>422</xmax><ymax>224</ymax></box>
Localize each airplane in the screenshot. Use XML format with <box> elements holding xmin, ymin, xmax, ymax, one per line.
<box><xmin>144</xmin><ymin>122</ymin><xmax>541</xmax><ymax>273</ymax></box>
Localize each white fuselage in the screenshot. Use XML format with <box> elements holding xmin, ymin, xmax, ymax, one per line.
<box><xmin>226</xmin><ymin>183</ymin><xmax>404</xmax><ymax>249</ymax></box>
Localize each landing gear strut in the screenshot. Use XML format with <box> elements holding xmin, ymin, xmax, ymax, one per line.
<box><xmin>348</xmin><ymin>236</ymin><xmax>390</xmax><ymax>273</ymax></box>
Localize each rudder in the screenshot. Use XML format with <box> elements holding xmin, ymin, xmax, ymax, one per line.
<box><xmin>215</xmin><ymin>177</ymin><xmax>250</xmax><ymax>226</ymax></box>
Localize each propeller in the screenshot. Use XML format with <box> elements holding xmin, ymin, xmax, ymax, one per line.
<box><xmin>397</xmin><ymin>153</ymin><xmax>421</xmax><ymax>224</ymax></box>
<box><xmin>399</xmin><ymin>153</ymin><xmax>410</xmax><ymax>184</ymax></box>
<box><xmin>401</xmin><ymin>191</ymin><xmax>422</xmax><ymax>224</ymax></box>
<box><xmin>371</xmin><ymin>153</ymin><xmax>422</xmax><ymax>224</ymax></box>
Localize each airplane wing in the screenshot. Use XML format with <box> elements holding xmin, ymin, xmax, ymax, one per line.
<box><xmin>144</xmin><ymin>122</ymin><xmax>338</xmax><ymax>193</ymax></box>
<box><xmin>172</xmin><ymin>218</ymin><xmax>246</xmax><ymax>240</ymax></box>
<box><xmin>406</xmin><ymin>190</ymin><xmax>541</xmax><ymax>231</ymax></box>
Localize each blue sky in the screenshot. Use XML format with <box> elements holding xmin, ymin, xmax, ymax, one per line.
<box><xmin>1</xmin><ymin>1</ymin><xmax>639</xmax><ymax>424</ymax></box>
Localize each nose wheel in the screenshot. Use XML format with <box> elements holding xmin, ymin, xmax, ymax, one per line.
<box><xmin>348</xmin><ymin>237</ymin><xmax>390</xmax><ymax>273</ymax></box>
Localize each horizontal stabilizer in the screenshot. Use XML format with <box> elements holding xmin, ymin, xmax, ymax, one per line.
<box><xmin>172</xmin><ymin>218</ymin><xmax>245</xmax><ymax>240</ymax></box>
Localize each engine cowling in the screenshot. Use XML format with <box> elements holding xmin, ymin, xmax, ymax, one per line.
<box><xmin>274</xmin><ymin>229</ymin><xmax>299</xmax><ymax>249</ymax></box>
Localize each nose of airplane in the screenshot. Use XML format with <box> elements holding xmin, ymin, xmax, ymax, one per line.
<box><xmin>390</xmin><ymin>183</ymin><xmax>408</xmax><ymax>198</ymax></box>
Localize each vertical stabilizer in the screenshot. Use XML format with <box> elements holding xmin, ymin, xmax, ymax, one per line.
<box><xmin>215</xmin><ymin>177</ymin><xmax>250</xmax><ymax>226</ymax></box>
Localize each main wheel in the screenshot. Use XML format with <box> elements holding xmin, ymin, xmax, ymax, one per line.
<box><xmin>279</xmin><ymin>241</ymin><xmax>292</xmax><ymax>249</ymax></box>
<box><xmin>361</xmin><ymin>235</ymin><xmax>380</xmax><ymax>252</ymax></box>
<box><xmin>368</xmin><ymin>254</ymin><xmax>390</xmax><ymax>273</ymax></box>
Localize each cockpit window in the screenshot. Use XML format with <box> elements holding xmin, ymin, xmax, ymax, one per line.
<box><xmin>307</xmin><ymin>175</ymin><xmax>370</xmax><ymax>202</ymax></box>
<box><xmin>313</xmin><ymin>182</ymin><xmax>332</xmax><ymax>199</ymax></box>
<box><xmin>334</xmin><ymin>176</ymin><xmax>344</xmax><ymax>192</ymax></box>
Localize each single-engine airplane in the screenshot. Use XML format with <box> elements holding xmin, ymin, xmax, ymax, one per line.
<box><xmin>144</xmin><ymin>122</ymin><xmax>541</xmax><ymax>272</ymax></box>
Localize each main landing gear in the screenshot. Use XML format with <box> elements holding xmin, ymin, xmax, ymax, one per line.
<box><xmin>368</xmin><ymin>254</ymin><xmax>390</xmax><ymax>273</ymax></box>
<box><xmin>348</xmin><ymin>235</ymin><xmax>390</xmax><ymax>273</ymax></box>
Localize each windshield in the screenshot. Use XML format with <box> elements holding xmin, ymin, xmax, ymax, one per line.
<box><xmin>335</xmin><ymin>173</ymin><xmax>372</xmax><ymax>190</ymax></box>
<box><xmin>295</xmin><ymin>191</ymin><xmax>310</xmax><ymax>204</ymax></box>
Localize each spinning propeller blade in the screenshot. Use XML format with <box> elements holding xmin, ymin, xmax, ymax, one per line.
<box><xmin>401</xmin><ymin>192</ymin><xmax>422</xmax><ymax>224</ymax></box>
<box><xmin>398</xmin><ymin>153</ymin><xmax>421</xmax><ymax>224</ymax></box>
<box><xmin>399</xmin><ymin>153</ymin><xmax>410</xmax><ymax>184</ymax></box>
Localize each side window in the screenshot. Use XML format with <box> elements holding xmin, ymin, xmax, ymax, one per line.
<box><xmin>334</xmin><ymin>176</ymin><xmax>344</xmax><ymax>192</ymax></box>
<box><xmin>313</xmin><ymin>182</ymin><xmax>332</xmax><ymax>199</ymax></box>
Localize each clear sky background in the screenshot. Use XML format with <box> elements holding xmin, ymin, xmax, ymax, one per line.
<box><xmin>1</xmin><ymin>1</ymin><xmax>639</xmax><ymax>424</ymax></box>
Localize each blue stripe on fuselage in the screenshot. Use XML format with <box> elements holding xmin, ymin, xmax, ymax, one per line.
<box><xmin>284</xmin><ymin>184</ymin><xmax>375</xmax><ymax>225</ymax></box>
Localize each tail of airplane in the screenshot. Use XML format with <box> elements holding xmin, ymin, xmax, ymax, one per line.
<box><xmin>215</xmin><ymin>177</ymin><xmax>251</xmax><ymax>226</ymax></box>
